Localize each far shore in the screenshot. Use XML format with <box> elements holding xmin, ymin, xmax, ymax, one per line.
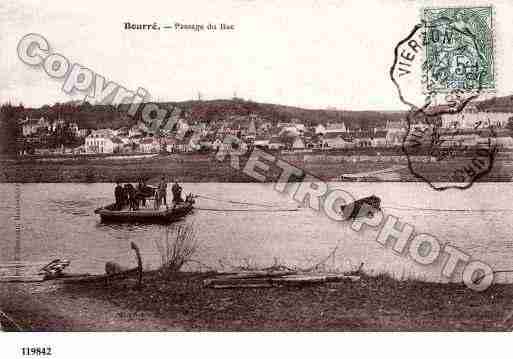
<box><xmin>1</xmin><ymin>270</ymin><xmax>512</xmax><ymax>331</ymax></box>
<box><xmin>1</xmin><ymin>151</ymin><xmax>513</xmax><ymax>183</ymax></box>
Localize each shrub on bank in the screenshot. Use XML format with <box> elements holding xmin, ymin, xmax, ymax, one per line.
<box><xmin>155</xmin><ymin>223</ymin><xmax>198</xmax><ymax>275</ymax></box>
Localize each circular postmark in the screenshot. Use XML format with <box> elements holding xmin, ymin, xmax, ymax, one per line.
<box><xmin>390</xmin><ymin>7</ymin><xmax>496</xmax><ymax>190</ymax></box>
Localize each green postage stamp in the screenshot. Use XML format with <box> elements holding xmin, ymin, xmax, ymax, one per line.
<box><xmin>423</xmin><ymin>6</ymin><xmax>495</xmax><ymax>93</ymax></box>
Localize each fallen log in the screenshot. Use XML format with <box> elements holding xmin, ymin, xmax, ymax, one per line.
<box><xmin>203</xmin><ymin>270</ymin><xmax>297</xmax><ymax>286</ymax></box>
<box><xmin>204</xmin><ymin>272</ymin><xmax>360</xmax><ymax>288</ymax></box>
<box><xmin>271</xmin><ymin>274</ymin><xmax>360</xmax><ymax>285</ymax></box>
<box><xmin>59</xmin><ymin>268</ymin><xmax>140</xmax><ymax>284</ymax></box>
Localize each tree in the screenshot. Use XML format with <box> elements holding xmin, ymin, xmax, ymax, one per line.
<box><xmin>507</xmin><ymin>117</ymin><xmax>513</xmax><ymax>132</ymax></box>
<box><xmin>0</xmin><ymin>104</ymin><xmax>22</xmax><ymax>156</ymax></box>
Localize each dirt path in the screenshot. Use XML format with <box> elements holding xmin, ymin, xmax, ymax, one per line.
<box><xmin>0</xmin><ymin>282</ymin><xmax>182</xmax><ymax>331</ymax></box>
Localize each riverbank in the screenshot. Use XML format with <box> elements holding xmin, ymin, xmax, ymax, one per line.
<box><xmin>2</xmin><ymin>152</ymin><xmax>513</xmax><ymax>182</ymax></box>
<box><xmin>2</xmin><ymin>271</ymin><xmax>513</xmax><ymax>331</ymax></box>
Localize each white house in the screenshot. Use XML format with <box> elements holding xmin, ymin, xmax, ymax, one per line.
<box><xmin>292</xmin><ymin>137</ymin><xmax>306</xmax><ymax>149</ymax></box>
<box><xmin>315</xmin><ymin>124</ymin><xmax>326</xmax><ymax>135</ymax></box>
<box><xmin>139</xmin><ymin>137</ymin><xmax>161</xmax><ymax>153</ymax></box>
<box><xmin>325</xmin><ymin>122</ymin><xmax>347</xmax><ymax>133</ymax></box>
<box><xmin>85</xmin><ymin>129</ymin><xmax>122</xmax><ymax>153</ymax></box>
<box><xmin>385</xmin><ymin>119</ymin><xmax>407</xmax><ymax>147</ymax></box>
<box><xmin>77</xmin><ymin>128</ymin><xmax>89</xmax><ymax>137</ymax></box>
<box><xmin>279</xmin><ymin>126</ymin><xmax>300</xmax><ymax>137</ymax></box>
<box><xmin>321</xmin><ymin>131</ymin><xmax>354</xmax><ymax>149</ymax></box>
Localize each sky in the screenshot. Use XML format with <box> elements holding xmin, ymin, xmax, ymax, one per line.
<box><xmin>1</xmin><ymin>0</ymin><xmax>513</xmax><ymax>111</ymax></box>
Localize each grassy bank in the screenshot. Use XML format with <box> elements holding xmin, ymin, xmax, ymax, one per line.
<box><xmin>1</xmin><ymin>152</ymin><xmax>513</xmax><ymax>182</ymax></box>
<box><xmin>2</xmin><ymin>271</ymin><xmax>513</xmax><ymax>331</ymax></box>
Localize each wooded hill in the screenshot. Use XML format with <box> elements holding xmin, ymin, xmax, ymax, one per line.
<box><xmin>10</xmin><ymin>94</ymin><xmax>513</xmax><ymax>131</ymax></box>
<box><xmin>15</xmin><ymin>99</ymin><xmax>405</xmax><ymax>130</ymax></box>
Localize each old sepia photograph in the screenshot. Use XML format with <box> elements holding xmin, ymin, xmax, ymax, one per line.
<box><xmin>1</xmin><ymin>0</ymin><xmax>513</xmax><ymax>356</ymax></box>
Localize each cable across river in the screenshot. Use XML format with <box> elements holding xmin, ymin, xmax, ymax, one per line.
<box><xmin>194</xmin><ymin>194</ymin><xmax>299</xmax><ymax>212</ymax></box>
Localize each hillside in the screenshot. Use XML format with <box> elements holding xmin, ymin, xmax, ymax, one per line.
<box><xmin>13</xmin><ymin>93</ymin><xmax>513</xmax><ymax>131</ymax></box>
<box><xmin>157</xmin><ymin>99</ymin><xmax>405</xmax><ymax>129</ymax></box>
<box><xmin>16</xmin><ymin>99</ymin><xmax>405</xmax><ymax>130</ymax></box>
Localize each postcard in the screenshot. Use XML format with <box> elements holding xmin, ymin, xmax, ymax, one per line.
<box><xmin>1</xmin><ymin>0</ymin><xmax>513</xmax><ymax>357</ymax></box>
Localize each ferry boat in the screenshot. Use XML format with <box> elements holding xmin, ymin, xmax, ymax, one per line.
<box><xmin>94</xmin><ymin>196</ymin><xmax>195</xmax><ymax>223</ymax></box>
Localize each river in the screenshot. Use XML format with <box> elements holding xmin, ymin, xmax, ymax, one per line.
<box><xmin>1</xmin><ymin>182</ymin><xmax>513</xmax><ymax>283</ymax></box>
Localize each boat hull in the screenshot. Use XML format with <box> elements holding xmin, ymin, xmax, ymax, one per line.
<box><xmin>95</xmin><ymin>202</ymin><xmax>194</xmax><ymax>223</ymax></box>
<box><xmin>341</xmin><ymin>195</ymin><xmax>381</xmax><ymax>219</ymax></box>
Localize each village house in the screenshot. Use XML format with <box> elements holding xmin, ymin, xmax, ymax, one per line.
<box><xmin>121</xmin><ymin>141</ymin><xmax>138</xmax><ymax>153</ymax></box>
<box><xmin>305</xmin><ymin>134</ymin><xmax>323</xmax><ymax>149</ymax></box>
<box><xmin>325</xmin><ymin>122</ymin><xmax>347</xmax><ymax>133</ymax></box>
<box><xmin>321</xmin><ymin>131</ymin><xmax>354</xmax><ymax>149</ymax></box>
<box><xmin>268</xmin><ymin>137</ymin><xmax>285</xmax><ymax>150</ymax></box>
<box><xmin>279</xmin><ymin>126</ymin><xmax>301</xmax><ymax>138</ymax></box>
<box><xmin>216</xmin><ymin>123</ymin><xmax>238</xmax><ymax>137</ymax></box>
<box><xmin>441</xmin><ymin>104</ymin><xmax>511</xmax><ymax>129</ymax></box>
<box><xmin>370</xmin><ymin>130</ymin><xmax>387</xmax><ymax>147</ymax></box>
<box><xmin>292</xmin><ymin>123</ymin><xmax>306</xmax><ymax>135</ymax></box>
<box><xmin>162</xmin><ymin>137</ymin><xmax>178</xmax><ymax>153</ymax></box>
<box><xmin>129</xmin><ymin>126</ymin><xmax>144</xmax><ymax>138</ymax></box>
<box><xmin>487</xmin><ymin>129</ymin><xmax>513</xmax><ymax>149</ymax></box>
<box><xmin>174</xmin><ymin>137</ymin><xmax>191</xmax><ymax>153</ymax></box>
<box><xmin>385</xmin><ymin>119</ymin><xmax>407</xmax><ymax>147</ymax></box>
<box><xmin>212</xmin><ymin>138</ymin><xmax>222</xmax><ymax>152</ymax></box>
<box><xmin>188</xmin><ymin>132</ymin><xmax>202</xmax><ymax>151</ymax></box>
<box><xmin>291</xmin><ymin>137</ymin><xmax>306</xmax><ymax>150</ymax></box>
<box><xmin>21</xmin><ymin>117</ymin><xmax>50</xmax><ymax>136</ymax></box>
<box><xmin>68</xmin><ymin>122</ymin><xmax>80</xmax><ymax>137</ymax></box>
<box><xmin>352</xmin><ymin>130</ymin><xmax>373</xmax><ymax>147</ymax></box>
<box><xmin>253</xmin><ymin>136</ymin><xmax>270</xmax><ymax>149</ymax></box>
<box><xmin>115</xmin><ymin>127</ymin><xmax>129</xmax><ymax>137</ymax></box>
<box><xmin>139</xmin><ymin>137</ymin><xmax>161</xmax><ymax>153</ymax></box>
<box><xmin>438</xmin><ymin>129</ymin><xmax>482</xmax><ymax>148</ymax></box>
<box><xmin>213</xmin><ymin>136</ymin><xmax>248</xmax><ymax>153</ymax></box>
<box><xmin>189</xmin><ymin>121</ymin><xmax>207</xmax><ymax>134</ymax></box>
<box><xmin>314</xmin><ymin>124</ymin><xmax>326</xmax><ymax>135</ymax></box>
<box><xmin>175</xmin><ymin>118</ymin><xmax>190</xmax><ymax>135</ymax></box>
<box><xmin>77</xmin><ymin>128</ymin><xmax>90</xmax><ymax>137</ymax></box>
<box><xmin>277</xmin><ymin>122</ymin><xmax>295</xmax><ymax>129</ymax></box>
<box><xmin>164</xmin><ymin>132</ymin><xmax>200</xmax><ymax>153</ymax></box>
<box><xmin>199</xmin><ymin>134</ymin><xmax>216</xmax><ymax>150</ymax></box>
<box><xmin>258</xmin><ymin>122</ymin><xmax>273</xmax><ymax>133</ymax></box>
<box><xmin>50</xmin><ymin>119</ymin><xmax>66</xmax><ymax>132</ymax></box>
<box><xmin>246</xmin><ymin>119</ymin><xmax>257</xmax><ymax>139</ymax></box>
<box><xmin>84</xmin><ymin>129</ymin><xmax>121</xmax><ymax>154</ymax></box>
